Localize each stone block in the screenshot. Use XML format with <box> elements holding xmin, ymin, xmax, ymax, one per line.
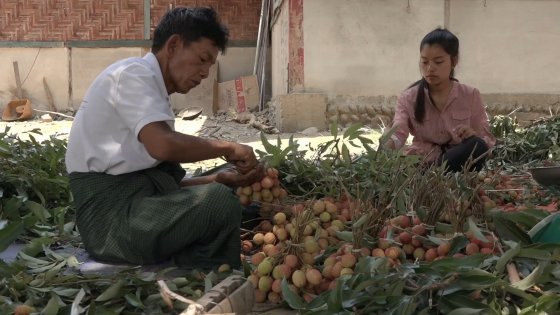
<box><xmin>273</xmin><ymin>93</ymin><xmax>327</xmax><ymax>132</ymax></box>
<box><xmin>197</xmin><ymin>275</ymin><xmax>254</xmax><ymax>314</ymax></box>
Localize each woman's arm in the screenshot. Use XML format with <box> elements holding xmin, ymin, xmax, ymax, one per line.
<box><xmin>385</xmin><ymin>92</ymin><xmax>412</xmax><ymax>150</ymax></box>
<box><xmin>470</xmin><ymin>88</ymin><xmax>496</xmax><ymax>148</ymax></box>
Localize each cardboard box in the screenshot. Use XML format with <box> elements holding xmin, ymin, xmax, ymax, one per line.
<box><xmin>213</xmin><ymin>75</ymin><xmax>260</xmax><ymax>113</ymax></box>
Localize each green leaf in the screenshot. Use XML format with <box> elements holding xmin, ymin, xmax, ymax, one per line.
<box><xmin>330</xmin><ymin>121</ymin><xmax>338</xmax><ymax>138</ymax></box>
<box><xmin>327</xmin><ymin>278</ymin><xmax>344</xmax><ymax>312</ymax></box>
<box><xmin>260</xmin><ymin>132</ymin><xmax>281</xmax><ymax>155</ymax></box>
<box><xmin>495</xmin><ymin>242</ymin><xmax>520</xmax><ymax>275</ymax></box>
<box><xmin>22</xmin><ymin>237</ymin><xmax>55</xmax><ymax>257</ymax></box>
<box><xmin>447</xmin><ymin>308</ymin><xmax>484</xmax><ymax>315</ymax></box>
<box><xmin>528</xmin><ymin>212</ymin><xmax>560</xmax><ymax>239</ymax></box>
<box><xmin>341</xmin><ymin>144</ymin><xmax>351</xmax><ymax>165</ymax></box>
<box><xmin>242</xmin><ymin>259</ymin><xmax>252</xmax><ymax>277</ymax></box>
<box><xmin>204</xmin><ymin>271</ymin><xmax>218</xmax><ymax>293</ymax></box>
<box><xmin>467</xmin><ymin>217</ymin><xmax>486</xmax><ymax>242</ymax></box>
<box><xmin>91</xmin><ymin>305</ymin><xmax>119</xmax><ymax>315</ymax></box>
<box><xmin>493</xmin><ymin>216</ymin><xmax>532</xmax><ymax>244</ymax></box>
<box><xmin>124</xmin><ymin>293</ymin><xmax>144</xmax><ymax>308</ymax></box>
<box><xmin>448</xmin><ymin>234</ymin><xmax>469</xmax><ymax>256</ymax></box>
<box><xmin>25</xmin><ymin>201</ymin><xmax>51</xmax><ymax>223</ymax></box>
<box><xmin>353</xmin><ymin>213</ymin><xmax>371</xmax><ymax>229</ymax></box>
<box><xmin>512</xmin><ymin>262</ymin><xmax>546</xmax><ymax>290</ymax></box>
<box><xmin>2</xmin><ymin>198</ymin><xmax>22</xmax><ymax>220</ymax></box>
<box><xmin>45</xmin><ymin>261</ymin><xmax>66</xmax><ymax>281</ymax></box>
<box><xmin>517</xmin><ymin>248</ymin><xmax>551</xmax><ymax>260</ymax></box>
<box><xmin>281</xmin><ymin>278</ymin><xmax>306</xmax><ymax>310</ymax></box>
<box><xmin>503</xmin><ymin>285</ymin><xmax>538</xmax><ymax>303</ymax></box>
<box><xmin>358</xmin><ymin>136</ymin><xmax>374</xmax><ymax>144</ymax></box>
<box><xmin>440</xmin><ymin>293</ymin><xmax>493</xmax><ymax>312</ymax></box>
<box><xmin>343</xmin><ymin>123</ymin><xmax>363</xmax><ymax>140</ymax></box>
<box><xmin>335</xmin><ymin>231</ymin><xmax>354</xmax><ymax>242</ymax></box>
<box><xmin>393</xmin><ymin>295</ymin><xmax>416</xmax><ymax>315</ymax></box>
<box><xmin>0</xmin><ymin>141</ymin><xmax>12</xmax><ymax>155</ymax></box>
<box><xmin>71</xmin><ymin>288</ymin><xmax>86</xmax><ymax>315</ymax></box>
<box><xmin>42</xmin><ymin>295</ymin><xmax>60</xmax><ymax>315</ymax></box>
<box><xmin>95</xmin><ymin>280</ymin><xmax>124</xmax><ymax>302</ymax></box>
<box><xmin>0</xmin><ymin>220</ymin><xmax>24</xmax><ymax>251</ymax></box>
<box><xmin>435</xmin><ymin>222</ymin><xmax>454</xmax><ymax>234</ymax></box>
<box><xmin>52</xmin><ymin>287</ymin><xmax>81</xmax><ymax>297</ymax></box>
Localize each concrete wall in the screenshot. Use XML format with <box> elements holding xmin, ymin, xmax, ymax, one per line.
<box><xmin>0</xmin><ymin>46</ymin><xmax>257</xmax><ymax>113</ymax></box>
<box><xmin>0</xmin><ymin>48</ymin><xmax>69</xmax><ymax>112</ymax></box>
<box><xmin>269</xmin><ymin>0</ymin><xmax>560</xmax><ymax>127</ymax></box>
<box><xmin>71</xmin><ymin>48</ymin><xmax>143</xmax><ymax>108</ymax></box>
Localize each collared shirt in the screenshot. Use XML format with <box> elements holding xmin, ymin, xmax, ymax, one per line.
<box><xmin>391</xmin><ymin>81</ymin><xmax>496</xmax><ymax>162</ymax></box>
<box><xmin>66</xmin><ymin>53</ymin><xmax>175</xmax><ymax>175</ymax></box>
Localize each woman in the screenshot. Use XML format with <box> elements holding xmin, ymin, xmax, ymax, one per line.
<box><xmin>385</xmin><ymin>28</ymin><xmax>495</xmax><ymax>172</ymax></box>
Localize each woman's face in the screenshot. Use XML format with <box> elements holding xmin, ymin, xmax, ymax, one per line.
<box><xmin>420</xmin><ymin>44</ymin><xmax>456</xmax><ymax>86</ymax></box>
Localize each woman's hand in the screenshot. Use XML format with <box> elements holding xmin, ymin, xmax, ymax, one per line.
<box><xmin>215</xmin><ymin>163</ymin><xmax>265</xmax><ymax>188</ymax></box>
<box><xmin>224</xmin><ymin>143</ymin><xmax>259</xmax><ymax>174</ymax></box>
<box><xmin>454</xmin><ymin>125</ymin><xmax>477</xmax><ymax>140</ymax></box>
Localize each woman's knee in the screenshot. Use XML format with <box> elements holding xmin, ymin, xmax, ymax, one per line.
<box><xmin>464</xmin><ymin>136</ymin><xmax>489</xmax><ymax>156</ymax></box>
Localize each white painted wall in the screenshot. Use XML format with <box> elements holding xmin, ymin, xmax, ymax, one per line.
<box><xmin>303</xmin><ymin>0</ymin><xmax>444</xmax><ymax>97</ymax></box>
<box><xmin>282</xmin><ymin>0</ymin><xmax>560</xmax><ymax>100</ymax></box>
<box><xmin>450</xmin><ymin>0</ymin><xmax>560</xmax><ymax>94</ymax></box>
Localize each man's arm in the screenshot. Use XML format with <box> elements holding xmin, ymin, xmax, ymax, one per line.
<box><xmin>179</xmin><ymin>164</ymin><xmax>264</xmax><ymax>188</ymax></box>
<box><xmin>138</xmin><ymin>121</ymin><xmax>258</xmax><ymax>173</ymax></box>
<box><xmin>139</xmin><ymin>121</ymin><xmax>233</xmax><ymax>162</ymax></box>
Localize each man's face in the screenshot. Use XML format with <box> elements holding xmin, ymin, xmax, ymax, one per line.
<box><xmin>167</xmin><ymin>37</ymin><xmax>219</xmax><ymax>94</ymax></box>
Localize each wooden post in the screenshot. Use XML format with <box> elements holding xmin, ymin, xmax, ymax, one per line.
<box><xmin>12</xmin><ymin>61</ymin><xmax>22</xmax><ymax>99</ymax></box>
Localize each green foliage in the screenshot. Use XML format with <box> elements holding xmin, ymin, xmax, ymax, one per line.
<box><xmin>490</xmin><ymin>114</ymin><xmax>518</xmax><ymax>138</ymax></box>
<box><xmin>257</xmin><ymin>122</ymin><xmax>420</xmax><ymax>209</ymax></box>
<box><xmin>490</xmin><ymin>116</ymin><xmax>560</xmax><ymax>165</ymax></box>
<box><xmin>0</xmin><ymin>247</ymin><xmax>215</xmax><ymax>315</ymax></box>
<box><xmin>0</xmin><ymin>127</ymin><xmax>73</xmax><ymax>244</ymax></box>
<box><xmin>280</xmin><ymin>249</ymin><xmax>560</xmax><ymax>315</ymax></box>
<box><xmin>0</xmin><ymin>127</ymin><xmax>71</xmax><ymax>207</ymax></box>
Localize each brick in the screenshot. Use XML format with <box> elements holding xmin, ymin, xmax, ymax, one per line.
<box><xmin>274</xmin><ymin>93</ymin><xmax>328</xmax><ymax>132</ymax></box>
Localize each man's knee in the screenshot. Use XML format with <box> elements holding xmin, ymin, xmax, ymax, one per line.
<box><xmin>207</xmin><ymin>183</ymin><xmax>243</xmax><ymax>219</ymax></box>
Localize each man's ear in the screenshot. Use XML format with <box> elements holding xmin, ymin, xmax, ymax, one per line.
<box><xmin>165</xmin><ymin>34</ymin><xmax>182</xmax><ymax>57</ymax></box>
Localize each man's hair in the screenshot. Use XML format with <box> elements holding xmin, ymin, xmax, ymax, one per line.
<box><xmin>151</xmin><ymin>7</ymin><xmax>229</xmax><ymax>53</ymax></box>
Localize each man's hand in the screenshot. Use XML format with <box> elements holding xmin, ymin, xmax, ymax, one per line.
<box><xmin>224</xmin><ymin>144</ymin><xmax>259</xmax><ymax>174</ymax></box>
<box><xmin>215</xmin><ymin>163</ymin><xmax>265</xmax><ymax>187</ymax></box>
<box><xmin>454</xmin><ymin>125</ymin><xmax>477</xmax><ymax>141</ymax></box>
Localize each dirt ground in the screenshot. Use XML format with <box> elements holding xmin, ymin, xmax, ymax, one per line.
<box><xmin>0</xmin><ymin>112</ymin><xmax>382</xmax><ymax>174</ymax></box>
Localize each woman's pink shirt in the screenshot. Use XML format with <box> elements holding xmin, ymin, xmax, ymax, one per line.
<box><xmin>391</xmin><ymin>81</ymin><xmax>496</xmax><ymax>162</ymax></box>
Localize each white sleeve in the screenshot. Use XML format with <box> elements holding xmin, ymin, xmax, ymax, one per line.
<box><xmin>114</xmin><ymin>64</ymin><xmax>174</xmax><ymax>137</ymax></box>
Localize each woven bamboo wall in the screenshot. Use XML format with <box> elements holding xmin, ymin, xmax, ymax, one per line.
<box><xmin>0</xmin><ymin>0</ymin><xmax>260</xmax><ymax>41</ymax></box>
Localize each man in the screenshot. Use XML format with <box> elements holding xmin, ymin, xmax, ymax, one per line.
<box><xmin>65</xmin><ymin>7</ymin><xmax>263</xmax><ymax>269</ymax></box>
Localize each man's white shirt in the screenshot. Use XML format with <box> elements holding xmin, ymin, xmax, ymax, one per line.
<box><xmin>66</xmin><ymin>53</ymin><xmax>175</xmax><ymax>175</ymax></box>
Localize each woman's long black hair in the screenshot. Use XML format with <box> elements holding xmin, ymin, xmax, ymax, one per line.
<box><xmin>409</xmin><ymin>28</ymin><xmax>459</xmax><ymax>123</ymax></box>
